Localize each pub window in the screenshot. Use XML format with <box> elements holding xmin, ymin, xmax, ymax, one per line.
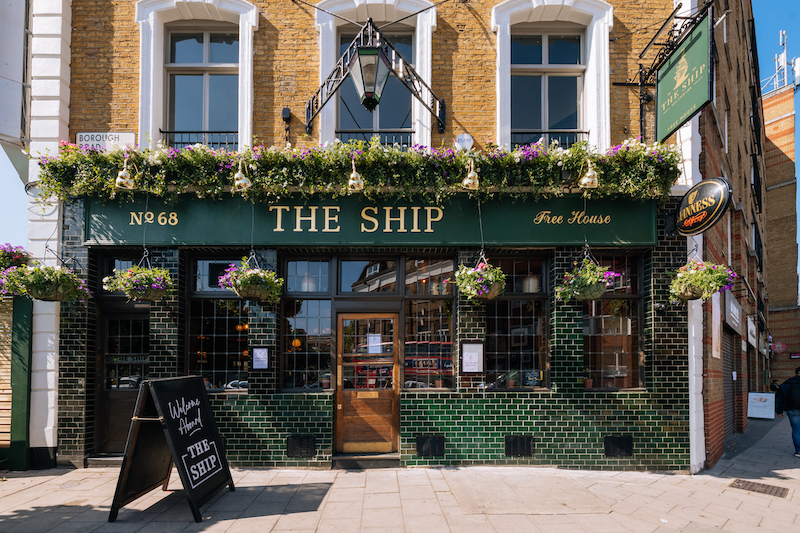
<box><xmin>340</xmin><ymin>259</ymin><xmax>397</xmax><ymax>293</ymax></box>
<box><xmin>404</xmin><ymin>256</ymin><xmax>455</xmax><ymax>388</ymax></box>
<box><xmin>188</xmin><ymin>299</ymin><xmax>250</xmax><ymax>391</ymax></box>
<box><xmin>583</xmin><ymin>255</ymin><xmax>643</xmax><ymax>390</ymax></box>
<box><xmin>282</xmin><ymin>299</ymin><xmax>333</xmax><ymax>390</ymax></box>
<box><xmin>511</xmin><ymin>27</ymin><xmax>585</xmax><ymax>148</ymax></box>
<box><xmin>485</xmin><ymin>257</ymin><xmax>548</xmax><ymax>389</ymax></box>
<box><xmin>286</xmin><ymin>259</ymin><xmax>330</xmax><ymax>293</ymax></box>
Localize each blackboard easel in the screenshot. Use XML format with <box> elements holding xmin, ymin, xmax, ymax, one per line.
<box><xmin>109</xmin><ymin>376</ymin><xmax>235</xmax><ymax>523</ymax></box>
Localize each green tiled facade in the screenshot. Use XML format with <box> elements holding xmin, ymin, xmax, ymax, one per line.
<box><xmin>56</xmin><ymin>199</ymin><xmax>692</xmax><ymax>471</ymax></box>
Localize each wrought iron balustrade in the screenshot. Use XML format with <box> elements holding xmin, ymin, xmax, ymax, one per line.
<box><xmin>511</xmin><ymin>130</ymin><xmax>588</xmax><ymax>150</ymax></box>
<box><xmin>160</xmin><ymin>130</ymin><xmax>238</xmax><ymax>151</ymax></box>
<box><xmin>336</xmin><ymin>130</ymin><xmax>415</xmax><ymax>149</ymax></box>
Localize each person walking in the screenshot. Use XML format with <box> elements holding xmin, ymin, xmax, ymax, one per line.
<box><xmin>775</xmin><ymin>366</ymin><xmax>800</xmax><ymax>458</ymax></box>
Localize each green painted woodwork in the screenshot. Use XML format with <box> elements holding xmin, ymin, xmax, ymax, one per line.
<box><xmin>656</xmin><ymin>12</ymin><xmax>712</xmax><ymax>142</ymax></box>
<box><xmin>10</xmin><ymin>296</ymin><xmax>33</xmax><ymax>470</ymax></box>
<box><xmin>85</xmin><ymin>195</ymin><xmax>657</xmax><ymax>247</ymax></box>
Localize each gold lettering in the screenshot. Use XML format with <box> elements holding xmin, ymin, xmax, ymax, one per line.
<box><xmin>294</xmin><ymin>206</ymin><xmax>318</xmax><ymax>232</ymax></box>
<box><xmin>533</xmin><ymin>210</ymin><xmax>563</xmax><ymax>224</ymax></box>
<box><xmin>144</xmin><ymin>211</ymin><xmax>155</xmax><ymax>224</ymax></box>
<box><xmin>130</xmin><ymin>212</ymin><xmax>142</xmax><ymax>225</ymax></box>
<box><xmin>384</xmin><ymin>207</ymin><xmax>407</xmax><ymax>233</ymax></box>
<box><xmin>269</xmin><ymin>205</ymin><xmax>290</xmax><ymax>232</ymax></box>
<box><xmin>410</xmin><ymin>207</ymin><xmax>422</xmax><ymax>233</ymax></box>
<box><xmin>424</xmin><ymin>207</ymin><xmax>443</xmax><ymax>233</ymax></box>
<box><xmin>322</xmin><ymin>206</ymin><xmax>340</xmax><ymax>232</ymax></box>
<box><xmin>361</xmin><ymin>207</ymin><xmax>379</xmax><ymax>232</ymax></box>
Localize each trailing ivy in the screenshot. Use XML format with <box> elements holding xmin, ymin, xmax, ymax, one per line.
<box><xmin>35</xmin><ymin>137</ymin><xmax>682</xmax><ymax>205</ymax></box>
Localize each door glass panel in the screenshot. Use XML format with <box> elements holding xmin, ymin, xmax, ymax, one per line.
<box><xmin>341</xmin><ymin>318</ymin><xmax>394</xmax><ymax>389</ymax></box>
<box><xmin>340</xmin><ymin>260</ymin><xmax>397</xmax><ymax>293</ymax></box>
<box><xmin>105</xmin><ymin>317</ymin><xmax>149</xmax><ymax>390</ymax></box>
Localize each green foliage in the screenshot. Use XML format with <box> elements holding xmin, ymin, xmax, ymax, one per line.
<box><xmin>0</xmin><ymin>263</ymin><xmax>92</xmax><ymax>301</ymax></box>
<box><xmin>669</xmin><ymin>259</ymin><xmax>736</xmax><ymax>303</ymax></box>
<box><xmin>555</xmin><ymin>258</ymin><xmax>621</xmax><ymax>302</ymax></box>
<box><xmin>452</xmin><ymin>262</ymin><xmax>506</xmax><ymax>305</ymax></box>
<box><xmin>218</xmin><ymin>261</ymin><xmax>284</xmax><ymax>304</ymax></box>
<box><xmin>102</xmin><ymin>265</ymin><xmax>174</xmax><ymax>302</ymax></box>
<box><xmin>0</xmin><ymin>244</ymin><xmax>31</xmax><ymax>270</ymax></box>
<box><xmin>35</xmin><ymin>138</ymin><xmax>682</xmax><ymax>205</ymax></box>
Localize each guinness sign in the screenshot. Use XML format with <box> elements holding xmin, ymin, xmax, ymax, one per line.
<box><xmin>675</xmin><ymin>177</ymin><xmax>732</xmax><ymax>236</ymax></box>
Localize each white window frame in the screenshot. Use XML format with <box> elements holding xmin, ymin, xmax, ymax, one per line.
<box><xmin>165</xmin><ymin>26</ymin><xmax>239</xmax><ymax>138</ymax></box>
<box><xmin>336</xmin><ymin>25</ymin><xmax>416</xmax><ymax>142</ymax></box>
<box><xmin>492</xmin><ymin>0</ymin><xmax>613</xmax><ymax>150</ymax></box>
<box><xmin>136</xmin><ymin>0</ymin><xmax>258</xmax><ymax>151</ymax></box>
<box><xmin>315</xmin><ymin>0</ymin><xmax>436</xmax><ymax>147</ymax></box>
<box><xmin>510</xmin><ymin>28</ymin><xmax>585</xmax><ymax>147</ymax></box>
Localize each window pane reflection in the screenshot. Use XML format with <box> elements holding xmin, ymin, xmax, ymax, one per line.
<box><xmin>511</xmin><ymin>76</ymin><xmax>542</xmax><ymax>130</ymax></box>
<box><xmin>340</xmin><ymin>260</ymin><xmax>397</xmax><ymax>293</ymax></box>
<box><xmin>283</xmin><ymin>299</ymin><xmax>332</xmax><ymax>389</ymax></box>
<box><xmin>209</xmin><ymin>33</ymin><xmax>239</xmax><ymax>63</ymax></box>
<box><xmin>170</xmin><ymin>34</ymin><xmax>203</xmax><ymax>63</ymax></box>
<box><xmin>548</xmin><ymin>77</ymin><xmax>578</xmax><ymax>129</ymax></box>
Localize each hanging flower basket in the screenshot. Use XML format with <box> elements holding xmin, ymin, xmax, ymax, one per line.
<box><xmin>574</xmin><ymin>282</ymin><xmax>608</xmax><ymax>300</ymax></box>
<box><xmin>451</xmin><ymin>261</ymin><xmax>506</xmax><ymax>305</ymax></box>
<box><xmin>103</xmin><ymin>265</ymin><xmax>174</xmax><ymax>302</ymax></box>
<box><xmin>218</xmin><ymin>260</ymin><xmax>284</xmax><ymax>303</ymax></box>
<box><xmin>0</xmin><ymin>243</ymin><xmax>31</xmax><ymax>271</ymax></box>
<box><xmin>556</xmin><ymin>258</ymin><xmax>621</xmax><ymax>302</ymax></box>
<box><xmin>669</xmin><ymin>259</ymin><xmax>736</xmax><ymax>304</ymax></box>
<box><xmin>0</xmin><ymin>263</ymin><xmax>92</xmax><ymax>302</ymax></box>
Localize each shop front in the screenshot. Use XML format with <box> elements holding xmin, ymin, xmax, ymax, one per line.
<box><xmin>54</xmin><ymin>189</ymin><xmax>693</xmax><ymax>470</ymax></box>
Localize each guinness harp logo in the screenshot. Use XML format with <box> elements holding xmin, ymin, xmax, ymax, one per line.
<box><xmin>675</xmin><ymin>177</ymin><xmax>732</xmax><ymax>236</ymax></box>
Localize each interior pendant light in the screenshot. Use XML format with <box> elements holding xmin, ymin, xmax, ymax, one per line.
<box><xmin>348</xmin><ymin>159</ymin><xmax>364</xmax><ymax>192</ymax></box>
<box><xmin>462</xmin><ymin>159</ymin><xmax>480</xmax><ymax>190</ymax></box>
<box><xmin>578</xmin><ymin>159</ymin><xmax>599</xmax><ymax>189</ymax></box>
<box><xmin>115</xmin><ymin>158</ymin><xmax>135</xmax><ymax>190</ymax></box>
<box><xmin>232</xmin><ymin>158</ymin><xmax>252</xmax><ymax>192</ymax></box>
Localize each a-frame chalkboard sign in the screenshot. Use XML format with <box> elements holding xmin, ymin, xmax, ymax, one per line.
<box><xmin>108</xmin><ymin>376</ymin><xmax>235</xmax><ymax>523</ymax></box>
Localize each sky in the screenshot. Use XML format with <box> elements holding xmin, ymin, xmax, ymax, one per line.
<box><xmin>0</xmin><ymin>0</ymin><xmax>797</xmax><ymax>251</ymax></box>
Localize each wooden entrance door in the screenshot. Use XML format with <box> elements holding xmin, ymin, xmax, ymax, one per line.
<box><xmin>336</xmin><ymin>314</ymin><xmax>399</xmax><ymax>454</ymax></box>
<box><xmin>96</xmin><ymin>314</ymin><xmax>150</xmax><ymax>453</ymax></box>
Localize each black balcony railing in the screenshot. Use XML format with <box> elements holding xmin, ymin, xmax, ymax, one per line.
<box><xmin>336</xmin><ymin>130</ymin><xmax>414</xmax><ymax>149</ymax></box>
<box><xmin>160</xmin><ymin>130</ymin><xmax>238</xmax><ymax>151</ymax></box>
<box><xmin>511</xmin><ymin>130</ymin><xmax>588</xmax><ymax>150</ymax></box>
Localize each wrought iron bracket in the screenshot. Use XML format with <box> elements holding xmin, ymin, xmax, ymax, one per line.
<box><xmin>304</xmin><ymin>19</ymin><xmax>446</xmax><ymax>135</ymax></box>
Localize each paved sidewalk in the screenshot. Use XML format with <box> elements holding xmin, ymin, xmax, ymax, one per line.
<box><xmin>0</xmin><ymin>418</ymin><xmax>797</xmax><ymax>532</ymax></box>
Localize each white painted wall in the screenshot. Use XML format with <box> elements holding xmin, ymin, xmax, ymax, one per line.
<box><xmin>26</xmin><ymin>0</ymin><xmax>71</xmax><ymax>457</ymax></box>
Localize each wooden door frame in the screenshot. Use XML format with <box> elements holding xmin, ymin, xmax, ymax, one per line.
<box><xmin>335</xmin><ymin>313</ymin><xmax>400</xmax><ymax>454</ymax></box>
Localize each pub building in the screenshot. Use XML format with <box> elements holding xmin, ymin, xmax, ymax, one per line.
<box><xmin>8</xmin><ymin>0</ymin><xmax>769</xmax><ymax>473</ymax></box>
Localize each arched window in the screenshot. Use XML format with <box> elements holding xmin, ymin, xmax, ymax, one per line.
<box><xmin>315</xmin><ymin>0</ymin><xmax>436</xmax><ymax>147</ymax></box>
<box><xmin>135</xmin><ymin>0</ymin><xmax>258</xmax><ymax>150</ymax></box>
<box><xmin>492</xmin><ymin>0</ymin><xmax>613</xmax><ymax>150</ymax></box>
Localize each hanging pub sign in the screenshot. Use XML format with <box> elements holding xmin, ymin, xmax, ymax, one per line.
<box><xmin>656</xmin><ymin>9</ymin><xmax>713</xmax><ymax>142</ymax></box>
<box><xmin>675</xmin><ymin>177</ymin><xmax>732</xmax><ymax>236</ymax></box>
